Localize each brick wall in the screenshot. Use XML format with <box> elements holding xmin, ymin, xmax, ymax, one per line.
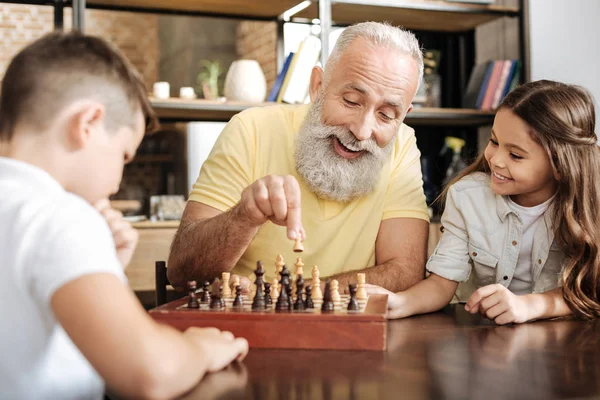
<box><xmin>236</xmin><ymin>20</ymin><xmax>278</xmax><ymax>93</ymax></box>
<box><xmin>0</xmin><ymin>4</ymin><xmax>158</xmax><ymax>89</ymax></box>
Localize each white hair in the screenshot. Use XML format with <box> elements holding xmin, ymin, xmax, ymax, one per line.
<box><xmin>324</xmin><ymin>22</ymin><xmax>424</xmax><ymax>86</ymax></box>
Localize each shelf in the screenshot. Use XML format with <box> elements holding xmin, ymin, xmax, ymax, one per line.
<box><xmin>151</xmin><ymin>98</ymin><xmax>495</xmax><ymax>126</ymax></box>
<box><xmin>84</xmin><ymin>0</ymin><xmax>303</xmax><ymax>19</ymax></box>
<box><xmin>294</xmin><ymin>0</ymin><xmax>520</xmax><ymax>32</ymax></box>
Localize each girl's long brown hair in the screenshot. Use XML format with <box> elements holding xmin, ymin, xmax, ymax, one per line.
<box><xmin>443</xmin><ymin>80</ymin><xmax>600</xmax><ymax>319</ymax></box>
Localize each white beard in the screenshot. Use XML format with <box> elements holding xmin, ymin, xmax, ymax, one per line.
<box><xmin>294</xmin><ymin>96</ymin><xmax>395</xmax><ymax>202</ymax></box>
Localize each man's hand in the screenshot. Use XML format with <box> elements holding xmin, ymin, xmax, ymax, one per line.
<box><xmin>465</xmin><ymin>284</ymin><xmax>530</xmax><ymax>325</ymax></box>
<box><xmin>239</xmin><ymin>175</ymin><xmax>305</xmax><ymax>240</ymax></box>
<box><xmin>94</xmin><ymin>199</ymin><xmax>138</xmax><ymax>269</ymax></box>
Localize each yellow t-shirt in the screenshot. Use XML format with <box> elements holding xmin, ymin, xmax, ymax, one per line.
<box><xmin>189</xmin><ymin>104</ymin><xmax>429</xmax><ymax>280</ymax></box>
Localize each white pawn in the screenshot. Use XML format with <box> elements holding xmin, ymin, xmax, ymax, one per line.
<box><xmin>311</xmin><ymin>265</ymin><xmax>323</xmax><ymax>300</ymax></box>
<box><xmin>356</xmin><ymin>273</ymin><xmax>368</xmax><ymax>300</ymax></box>
<box><xmin>231</xmin><ymin>275</ymin><xmax>240</xmax><ymax>299</ymax></box>
<box><xmin>330</xmin><ymin>279</ymin><xmax>341</xmax><ymax>303</ymax></box>
<box><xmin>248</xmin><ymin>272</ymin><xmax>256</xmax><ymax>299</ymax></box>
<box><xmin>271</xmin><ymin>278</ymin><xmax>279</xmax><ymax>299</ymax></box>
<box><xmin>221</xmin><ymin>272</ymin><xmax>231</xmax><ymax>298</ymax></box>
<box><xmin>275</xmin><ymin>254</ymin><xmax>285</xmax><ymax>278</ymax></box>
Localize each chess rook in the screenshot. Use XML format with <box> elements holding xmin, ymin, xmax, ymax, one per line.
<box><xmin>347</xmin><ymin>284</ymin><xmax>360</xmax><ymax>311</ymax></box>
<box><xmin>187</xmin><ymin>281</ymin><xmax>199</xmax><ymax>309</ymax></box>
<box><xmin>221</xmin><ymin>272</ymin><xmax>231</xmax><ymax>298</ymax></box>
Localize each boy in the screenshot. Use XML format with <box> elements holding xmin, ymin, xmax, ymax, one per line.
<box><xmin>0</xmin><ymin>32</ymin><xmax>247</xmax><ymax>399</ymax></box>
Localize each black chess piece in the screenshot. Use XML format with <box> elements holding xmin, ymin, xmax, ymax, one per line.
<box><xmin>321</xmin><ymin>280</ymin><xmax>334</xmax><ymax>312</ymax></box>
<box><xmin>232</xmin><ymin>285</ymin><xmax>244</xmax><ymax>308</ymax></box>
<box><xmin>304</xmin><ymin>284</ymin><xmax>314</xmax><ymax>309</ymax></box>
<box><xmin>294</xmin><ymin>275</ymin><xmax>305</xmax><ymax>310</ymax></box>
<box><xmin>347</xmin><ymin>284</ymin><xmax>359</xmax><ymax>311</ymax></box>
<box><xmin>275</xmin><ymin>284</ymin><xmax>290</xmax><ymax>311</ymax></box>
<box><xmin>286</xmin><ymin>283</ymin><xmax>293</xmax><ymax>309</ymax></box>
<box><xmin>220</xmin><ymin>285</ymin><xmax>226</xmax><ymax>308</ymax></box>
<box><xmin>279</xmin><ymin>265</ymin><xmax>291</xmax><ymax>286</ymax></box>
<box><xmin>209</xmin><ymin>278</ymin><xmax>224</xmax><ymax>309</ymax></box>
<box><xmin>264</xmin><ymin>282</ymin><xmax>272</xmax><ymax>305</ymax></box>
<box><xmin>187</xmin><ymin>281</ymin><xmax>199</xmax><ymax>309</ymax></box>
<box><xmin>201</xmin><ymin>281</ymin><xmax>211</xmax><ymax>303</ymax></box>
<box><xmin>252</xmin><ymin>261</ymin><xmax>266</xmax><ymax>310</ymax></box>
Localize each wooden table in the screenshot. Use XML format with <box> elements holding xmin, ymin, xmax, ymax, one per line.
<box><xmin>179</xmin><ymin>304</ymin><xmax>600</xmax><ymax>400</ymax></box>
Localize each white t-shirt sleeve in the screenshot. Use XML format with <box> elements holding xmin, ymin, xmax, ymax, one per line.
<box><xmin>27</xmin><ymin>195</ymin><xmax>127</xmax><ymax>308</ymax></box>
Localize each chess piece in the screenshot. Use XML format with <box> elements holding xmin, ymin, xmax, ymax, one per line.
<box><xmin>232</xmin><ymin>285</ymin><xmax>244</xmax><ymax>308</ymax></box>
<box><xmin>356</xmin><ymin>273</ymin><xmax>368</xmax><ymax>300</ymax></box>
<box><xmin>331</xmin><ymin>279</ymin><xmax>341</xmax><ymax>303</ymax></box>
<box><xmin>286</xmin><ymin>283</ymin><xmax>293</xmax><ymax>309</ymax></box>
<box><xmin>347</xmin><ymin>284</ymin><xmax>359</xmax><ymax>311</ymax></box>
<box><xmin>252</xmin><ymin>261</ymin><xmax>266</xmax><ymax>310</ymax></box>
<box><xmin>293</xmin><ymin>257</ymin><xmax>304</xmax><ymax>297</ymax></box>
<box><xmin>311</xmin><ymin>265</ymin><xmax>323</xmax><ymax>300</ymax></box>
<box><xmin>304</xmin><ymin>285</ymin><xmax>314</xmax><ymax>309</ymax></box>
<box><xmin>294</xmin><ymin>275</ymin><xmax>305</xmax><ymax>310</ymax></box>
<box><xmin>201</xmin><ymin>281</ymin><xmax>211</xmax><ymax>303</ymax></box>
<box><xmin>187</xmin><ymin>281</ymin><xmax>199</xmax><ymax>309</ymax></box>
<box><xmin>275</xmin><ymin>281</ymin><xmax>290</xmax><ymax>311</ymax></box>
<box><xmin>279</xmin><ymin>265</ymin><xmax>291</xmax><ymax>286</ymax></box>
<box><xmin>275</xmin><ymin>254</ymin><xmax>285</xmax><ymax>285</ymax></box>
<box><xmin>271</xmin><ymin>278</ymin><xmax>279</xmax><ymax>299</ymax></box>
<box><xmin>231</xmin><ymin>275</ymin><xmax>240</xmax><ymax>298</ymax></box>
<box><xmin>209</xmin><ymin>279</ymin><xmax>224</xmax><ymax>309</ymax></box>
<box><xmin>293</xmin><ymin>237</ymin><xmax>304</xmax><ymax>252</ymax></box>
<box><xmin>264</xmin><ymin>282</ymin><xmax>272</xmax><ymax>305</ymax></box>
<box><xmin>222</xmin><ymin>272</ymin><xmax>231</xmax><ymax>298</ymax></box>
<box><xmin>321</xmin><ymin>280</ymin><xmax>334</xmax><ymax>312</ymax></box>
<box><xmin>220</xmin><ymin>285</ymin><xmax>226</xmax><ymax>308</ymax></box>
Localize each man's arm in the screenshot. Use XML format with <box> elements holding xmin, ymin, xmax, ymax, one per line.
<box><xmin>168</xmin><ymin>175</ymin><xmax>305</xmax><ymax>289</ymax></box>
<box><xmin>328</xmin><ymin>217</ymin><xmax>428</xmax><ymax>292</ymax></box>
<box><xmin>167</xmin><ymin>201</ymin><xmax>259</xmax><ymax>289</ymax></box>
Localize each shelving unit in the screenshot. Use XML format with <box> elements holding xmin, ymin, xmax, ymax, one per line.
<box><xmin>2</xmin><ymin>0</ymin><xmax>527</xmax><ymax>127</ymax></box>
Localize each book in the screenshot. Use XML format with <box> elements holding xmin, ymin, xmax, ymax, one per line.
<box><xmin>276</xmin><ymin>42</ymin><xmax>303</xmax><ymax>103</ymax></box>
<box><xmin>481</xmin><ymin>61</ymin><xmax>503</xmax><ymax>110</ymax></box>
<box><xmin>267</xmin><ymin>52</ymin><xmax>294</xmax><ymax>102</ymax></box>
<box><xmin>462</xmin><ymin>61</ymin><xmax>492</xmax><ymax>108</ymax></box>
<box><xmin>281</xmin><ymin>35</ymin><xmax>321</xmax><ymax>104</ymax></box>
<box><xmin>475</xmin><ymin>61</ymin><xmax>495</xmax><ymax>109</ymax></box>
<box><xmin>491</xmin><ymin>60</ymin><xmax>512</xmax><ymax>109</ymax></box>
<box><xmin>502</xmin><ymin>60</ymin><xmax>521</xmax><ymax>98</ymax></box>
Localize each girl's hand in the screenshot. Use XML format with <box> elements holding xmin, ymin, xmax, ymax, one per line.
<box><xmin>465</xmin><ymin>284</ymin><xmax>530</xmax><ymax>324</ymax></box>
<box><xmin>364</xmin><ymin>284</ymin><xmax>408</xmax><ymax>319</ymax></box>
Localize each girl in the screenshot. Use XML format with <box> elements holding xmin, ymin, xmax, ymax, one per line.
<box><xmin>368</xmin><ymin>80</ymin><xmax>600</xmax><ymax>324</ymax></box>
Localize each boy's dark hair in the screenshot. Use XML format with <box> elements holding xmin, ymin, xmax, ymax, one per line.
<box><xmin>0</xmin><ymin>31</ymin><xmax>157</xmax><ymax>141</ymax></box>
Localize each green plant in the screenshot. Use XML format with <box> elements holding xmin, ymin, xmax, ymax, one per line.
<box><xmin>196</xmin><ymin>60</ymin><xmax>224</xmax><ymax>100</ymax></box>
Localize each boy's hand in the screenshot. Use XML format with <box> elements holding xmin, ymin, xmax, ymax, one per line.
<box><xmin>94</xmin><ymin>199</ymin><xmax>138</xmax><ymax>269</ymax></box>
<box><xmin>184</xmin><ymin>327</ymin><xmax>249</xmax><ymax>372</ymax></box>
<box><xmin>364</xmin><ymin>284</ymin><xmax>408</xmax><ymax>319</ymax></box>
<box><xmin>465</xmin><ymin>284</ymin><xmax>530</xmax><ymax>325</ymax></box>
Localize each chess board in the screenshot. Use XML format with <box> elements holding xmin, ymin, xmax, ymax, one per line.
<box><xmin>149</xmin><ymin>293</ymin><xmax>388</xmax><ymax>351</ymax></box>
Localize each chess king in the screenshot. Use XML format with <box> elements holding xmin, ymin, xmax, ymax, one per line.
<box><xmin>168</xmin><ymin>22</ymin><xmax>429</xmax><ymax>293</ymax></box>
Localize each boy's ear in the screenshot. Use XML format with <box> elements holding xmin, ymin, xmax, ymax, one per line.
<box><xmin>66</xmin><ymin>102</ymin><xmax>106</xmax><ymax>150</ymax></box>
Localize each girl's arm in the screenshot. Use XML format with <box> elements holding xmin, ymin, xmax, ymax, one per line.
<box><xmin>366</xmin><ymin>273</ymin><xmax>459</xmax><ymax>319</ymax></box>
<box><xmin>524</xmin><ymin>288</ymin><xmax>572</xmax><ymax>320</ymax></box>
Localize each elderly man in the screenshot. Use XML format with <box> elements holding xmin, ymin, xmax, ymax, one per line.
<box><xmin>168</xmin><ymin>22</ymin><xmax>429</xmax><ymax>292</ymax></box>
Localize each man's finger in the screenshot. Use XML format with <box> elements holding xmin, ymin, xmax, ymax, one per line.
<box><xmin>283</xmin><ymin>176</ymin><xmax>303</xmax><ymax>240</ymax></box>
<box><xmin>267</xmin><ymin>177</ymin><xmax>287</xmax><ymax>222</ymax></box>
<box><xmin>253</xmin><ymin>180</ymin><xmax>274</xmax><ymax>217</ymax></box>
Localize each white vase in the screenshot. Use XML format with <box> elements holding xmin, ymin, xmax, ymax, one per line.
<box><xmin>224</xmin><ymin>59</ymin><xmax>267</xmax><ymax>103</ymax></box>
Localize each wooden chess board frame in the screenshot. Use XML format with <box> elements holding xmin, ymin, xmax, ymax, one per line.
<box><xmin>149</xmin><ymin>294</ymin><xmax>388</xmax><ymax>351</ymax></box>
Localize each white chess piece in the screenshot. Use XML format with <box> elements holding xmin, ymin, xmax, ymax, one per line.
<box><xmin>222</xmin><ymin>272</ymin><xmax>231</xmax><ymax>298</ymax></box>
<box><xmin>275</xmin><ymin>254</ymin><xmax>285</xmax><ymax>287</ymax></box>
<box><xmin>356</xmin><ymin>273</ymin><xmax>368</xmax><ymax>300</ymax></box>
<box><xmin>271</xmin><ymin>278</ymin><xmax>279</xmax><ymax>299</ymax></box>
<box><xmin>311</xmin><ymin>265</ymin><xmax>323</xmax><ymax>300</ymax></box>
<box><xmin>330</xmin><ymin>279</ymin><xmax>341</xmax><ymax>303</ymax></box>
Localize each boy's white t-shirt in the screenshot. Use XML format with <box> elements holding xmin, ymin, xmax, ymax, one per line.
<box><xmin>0</xmin><ymin>157</ymin><xmax>127</xmax><ymax>400</ymax></box>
